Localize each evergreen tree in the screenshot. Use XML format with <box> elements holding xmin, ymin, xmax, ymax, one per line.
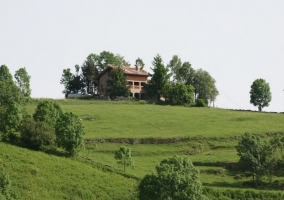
<box><xmin>106</xmin><ymin>67</ymin><xmax>130</xmax><ymax>100</ymax></box>
<box><xmin>147</xmin><ymin>55</ymin><xmax>170</xmax><ymax>101</ymax></box>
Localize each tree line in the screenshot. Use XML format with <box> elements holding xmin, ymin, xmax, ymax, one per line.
<box><xmin>60</xmin><ymin>51</ymin><xmax>219</xmax><ymax>106</ymax></box>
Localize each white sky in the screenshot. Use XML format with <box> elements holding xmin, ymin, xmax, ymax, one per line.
<box><xmin>1</xmin><ymin>1</ymin><xmax>284</xmax><ymax>112</ymax></box>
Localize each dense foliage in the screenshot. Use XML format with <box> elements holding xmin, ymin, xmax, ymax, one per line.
<box><xmin>236</xmin><ymin>133</ymin><xmax>272</xmax><ymax>186</ymax></box>
<box><xmin>20</xmin><ymin>116</ymin><xmax>55</xmax><ymax>150</ymax></box>
<box><xmin>139</xmin><ymin>155</ymin><xmax>207</xmax><ymax>200</ymax></box>
<box><xmin>55</xmin><ymin>112</ymin><xmax>85</xmax><ymax>156</ymax></box>
<box><xmin>0</xmin><ymin>65</ymin><xmax>24</xmax><ymax>141</ymax></box>
<box><xmin>106</xmin><ymin>67</ymin><xmax>130</xmax><ymax>100</ymax></box>
<box><xmin>33</xmin><ymin>100</ymin><xmax>63</xmax><ymax>126</ymax></box>
<box><xmin>146</xmin><ymin>55</ymin><xmax>170</xmax><ymax>101</ymax></box>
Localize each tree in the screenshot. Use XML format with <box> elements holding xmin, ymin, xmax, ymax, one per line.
<box><xmin>178</xmin><ymin>61</ymin><xmax>195</xmax><ymax>85</ymax></box>
<box><xmin>135</xmin><ymin>57</ymin><xmax>145</xmax><ymax>70</ymax></box>
<box><xmin>167</xmin><ymin>55</ymin><xmax>182</xmax><ymax>83</ymax></box>
<box><xmin>236</xmin><ymin>132</ymin><xmax>272</xmax><ymax>187</ymax></box>
<box><xmin>114</xmin><ymin>146</ymin><xmax>134</xmax><ymax>172</ymax></box>
<box><xmin>55</xmin><ymin>112</ymin><xmax>85</xmax><ymax>156</ymax></box>
<box><xmin>88</xmin><ymin>51</ymin><xmax>130</xmax><ymax>73</ymax></box>
<box><xmin>33</xmin><ymin>100</ymin><xmax>63</xmax><ymax>127</ymax></box>
<box><xmin>60</xmin><ymin>68</ymin><xmax>73</xmax><ymax>96</ymax></box>
<box><xmin>14</xmin><ymin>67</ymin><xmax>31</xmax><ymax>100</ymax></box>
<box><xmin>166</xmin><ymin>83</ymin><xmax>194</xmax><ymax>105</ymax></box>
<box><xmin>0</xmin><ymin>65</ymin><xmax>24</xmax><ymax>140</ymax></box>
<box><xmin>106</xmin><ymin>67</ymin><xmax>130</xmax><ymax>100</ymax></box>
<box><xmin>147</xmin><ymin>55</ymin><xmax>170</xmax><ymax>101</ymax></box>
<box><xmin>139</xmin><ymin>155</ymin><xmax>207</xmax><ymax>200</ymax></box>
<box><xmin>0</xmin><ymin>65</ymin><xmax>12</xmax><ymax>81</ymax></box>
<box><xmin>250</xmin><ymin>78</ymin><xmax>272</xmax><ymax>111</ymax></box>
<box><xmin>193</xmin><ymin>69</ymin><xmax>219</xmax><ymax>105</ymax></box>
<box><xmin>81</xmin><ymin>59</ymin><xmax>97</xmax><ymax>94</ymax></box>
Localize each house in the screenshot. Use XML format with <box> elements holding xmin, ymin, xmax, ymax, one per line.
<box><xmin>95</xmin><ymin>65</ymin><xmax>149</xmax><ymax>100</ymax></box>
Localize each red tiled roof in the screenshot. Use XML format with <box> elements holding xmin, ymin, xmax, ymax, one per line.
<box><xmin>95</xmin><ymin>65</ymin><xmax>149</xmax><ymax>79</ymax></box>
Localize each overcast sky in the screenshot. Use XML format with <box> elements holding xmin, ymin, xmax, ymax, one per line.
<box><xmin>1</xmin><ymin>1</ymin><xmax>284</xmax><ymax>112</ymax></box>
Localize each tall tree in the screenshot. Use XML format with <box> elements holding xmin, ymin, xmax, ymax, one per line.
<box><xmin>69</xmin><ymin>65</ymin><xmax>85</xmax><ymax>94</ymax></box>
<box><xmin>135</xmin><ymin>57</ymin><xmax>145</xmax><ymax>70</ymax></box>
<box><xmin>60</xmin><ymin>68</ymin><xmax>73</xmax><ymax>96</ymax></box>
<box><xmin>81</xmin><ymin>59</ymin><xmax>97</xmax><ymax>94</ymax></box>
<box><xmin>14</xmin><ymin>67</ymin><xmax>31</xmax><ymax>99</ymax></box>
<box><xmin>193</xmin><ymin>69</ymin><xmax>219</xmax><ymax>105</ymax></box>
<box><xmin>250</xmin><ymin>78</ymin><xmax>272</xmax><ymax>111</ymax></box>
<box><xmin>167</xmin><ymin>55</ymin><xmax>182</xmax><ymax>83</ymax></box>
<box><xmin>236</xmin><ymin>132</ymin><xmax>272</xmax><ymax>187</ymax></box>
<box><xmin>178</xmin><ymin>61</ymin><xmax>195</xmax><ymax>85</ymax></box>
<box><xmin>106</xmin><ymin>67</ymin><xmax>130</xmax><ymax>100</ymax></box>
<box><xmin>147</xmin><ymin>55</ymin><xmax>170</xmax><ymax>101</ymax></box>
<box><xmin>0</xmin><ymin>65</ymin><xmax>24</xmax><ymax>140</ymax></box>
<box><xmin>114</xmin><ymin>146</ymin><xmax>134</xmax><ymax>172</ymax></box>
<box><xmin>139</xmin><ymin>155</ymin><xmax>207</xmax><ymax>200</ymax></box>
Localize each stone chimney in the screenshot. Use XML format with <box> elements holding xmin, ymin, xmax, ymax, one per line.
<box><xmin>135</xmin><ymin>61</ymin><xmax>139</xmax><ymax>71</ymax></box>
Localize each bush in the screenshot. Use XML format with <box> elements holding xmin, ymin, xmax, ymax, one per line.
<box><xmin>20</xmin><ymin>116</ymin><xmax>55</xmax><ymax>150</ymax></box>
<box><xmin>55</xmin><ymin>112</ymin><xmax>85</xmax><ymax>156</ymax></box>
<box><xmin>139</xmin><ymin>155</ymin><xmax>207</xmax><ymax>200</ymax></box>
<box><xmin>195</xmin><ymin>99</ymin><xmax>208</xmax><ymax>107</ymax></box>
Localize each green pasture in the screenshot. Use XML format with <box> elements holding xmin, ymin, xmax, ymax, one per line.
<box><xmin>12</xmin><ymin>99</ymin><xmax>284</xmax><ymax>199</ymax></box>
<box><xmin>27</xmin><ymin>99</ymin><xmax>284</xmax><ymax>139</ymax></box>
<box><xmin>0</xmin><ymin>142</ymin><xmax>138</xmax><ymax>200</ymax></box>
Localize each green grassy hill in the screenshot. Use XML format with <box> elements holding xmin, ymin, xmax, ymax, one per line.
<box><xmin>8</xmin><ymin>99</ymin><xmax>284</xmax><ymax>199</ymax></box>
<box><xmin>27</xmin><ymin>99</ymin><xmax>284</xmax><ymax>139</ymax></box>
<box><xmin>0</xmin><ymin>142</ymin><xmax>138</xmax><ymax>200</ymax></box>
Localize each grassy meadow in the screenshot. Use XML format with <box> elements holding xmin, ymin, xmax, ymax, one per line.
<box><xmin>27</xmin><ymin>99</ymin><xmax>284</xmax><ymax>139</ymax></box>
<box><xmin>2</xmin><ymin>98</ymin><xmax>284</xmax><ymax>199</ymax></box>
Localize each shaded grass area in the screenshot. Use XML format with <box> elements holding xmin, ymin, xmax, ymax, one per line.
<box><xmin>0</xmin><ymin>142</ymin><xmax>138</xmax><ymax>200</ymax></box>
<box><xmin>25</xmin><ymin>99</ymin><xmax>284</xmax><ymax>139</ymax></box>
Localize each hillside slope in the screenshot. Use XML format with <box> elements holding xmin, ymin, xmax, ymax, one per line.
<box><xmin>0</xmin><ymin>142</ymin><xmax>138</xmax><ymax>200</ymax></box>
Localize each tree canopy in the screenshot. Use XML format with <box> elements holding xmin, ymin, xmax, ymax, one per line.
<box><xmin>14</xmin><ymin>67</ymin><xmax>31</xmax><ymax>100</ymax></box>
<box><xmin>250</xmin><ymin>78</ymin><xmax>272</xmax><ymax>111</ymax></box>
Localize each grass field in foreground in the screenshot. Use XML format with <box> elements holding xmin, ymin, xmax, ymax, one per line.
<box><xmin>0</xmin><ymin>142</ymin><xmax>138</xmax><ymax>200</ymax></box>
<box><xmin>27</xmin><ymin>99</ymin><xmax>284</xmax><ymax>139</ymax></box>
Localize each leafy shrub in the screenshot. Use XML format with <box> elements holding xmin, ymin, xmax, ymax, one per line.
<box><xmin>55</xmin><ymin>112</ymin><xmax>85</xmax><ymax>156</ymax></box>
<box><xmin>139</xmin><ymin>155</ymin><xmax>208</xmax><ymax>200</ymax></box>
<box><xmin>20</xmin><ymin>116</ymin><xmax>55</xmax><ymax>150</ymax></box>
<box><xmin>195</xmin><ymin>99</ymin><xmax>208</xmax><ymax>107</ymax></box>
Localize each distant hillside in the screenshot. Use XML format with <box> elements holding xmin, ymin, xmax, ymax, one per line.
<box><xmin>27</xmin><ymin>99</ymin><xmax>284</xmax><ymax>139</ymax></box>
